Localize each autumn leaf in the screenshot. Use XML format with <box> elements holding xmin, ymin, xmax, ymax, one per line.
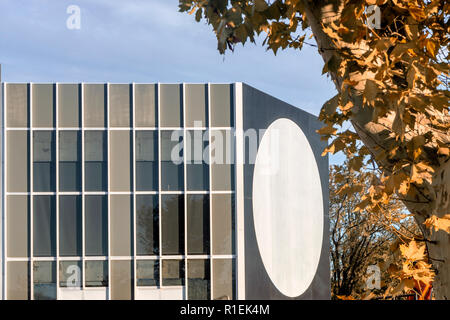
<box><xmin>364</xmin><ymin>79</ymin><xmax>378</xmax><ymax>103</ymax></box>
<box><xmin>336</xmin><ymin>295</ymin><xmax>356</xmax><ymax>300</ymax></box>
<box><xmin>409</xmin><ymin>6</ymin><xmax>426</xmax><ymax>21</ymax></box>
<box><xmin>426</xmin><ymin>40</ymin><xmax>437</xmax><ymax>58</ymax></box>
<box><xmin>317</xmin><ymin>125</ymin><xmax>337</xmax><ymax>136</ymax></box>
<box><xmin>400</xmin><ymin>240</ymin><xmax>426</xmax><ymax>261</ymax></box>
<box><xmin>424</xmin><ymin>215</ymin><xmax>450</xmax><ymax>233</ymax></box>
<box><xmin>254</xmin><ymin>0</ymin><xmax>268</xmax><ymax>12</ymax></box>
<box><xmin>181</xmin><ymin>0</ymin><xmax>450</xmax><ymax>299</ymax></box>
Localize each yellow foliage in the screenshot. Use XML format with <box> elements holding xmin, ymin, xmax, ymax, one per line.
<box><xmin>424</xmin><ymin>215</ymin><xmax>450</xmax><ymax>233</ymax></box>
<box><xmin>180</xmin><ymin>0</ymin><xmax>450</xmax><ymax>299</ymax></box>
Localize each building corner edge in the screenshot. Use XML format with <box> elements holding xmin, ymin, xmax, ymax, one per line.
<box><xmin>234</xmin><ymin>82</ymin><xmax>245</xmax><ymax>300</ymax></box>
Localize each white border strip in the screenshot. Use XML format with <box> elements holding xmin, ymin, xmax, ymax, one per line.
<box><xmin>234</xmin><ymin>82</ymin><xmax>245</xmax><ymax>300</ymax></box>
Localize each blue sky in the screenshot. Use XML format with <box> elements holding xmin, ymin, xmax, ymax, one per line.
<box><xmin>0</xmin><ymin>0</ymin><xmax>342</xmax><ymax>163</ymax></box>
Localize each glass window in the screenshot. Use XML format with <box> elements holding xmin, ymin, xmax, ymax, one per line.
<box><xmin>32</xmin><ymin>84</ymin><xmax>55</xmax><ymax>128</ymax></box>
<box><xmin>136</xmin><ymin>195</ymin><xmax>159</xmax><ymax>255</ymax></box>
<box><xmin>110</xmin><ymin>195</ymin><xmax>132</xmax><ymax>256</ymax></box>
<box><xmin>135</xmin><ymin>84</ymin><xmax>157</xmax><ymax>127</ymax></box>
<box><xmin>210</xmin><ymin>84</ymin><xmax>233</xmax><ymax>127</ymax></box>
<box><xmin>212</xmin><ymin>194</ymin><xmax>235</xmax><ymax>255</ymax></box>
<box><xmin>6</xmin><ymin>83</ymin><xmax>29</xmax><ymax>127</ymax></box>
<box><xmin>83</xmin><ymin>84</ymin><xmax>106</xmax><ymax>127</ymax></box>
<box><xmin>161</xmin><ymin>195</ymin><xmax>184</xmax><ymax>255</ymax></box>
<box><xmin>186</xmin><ymin>130</ymin><xmax>209</xmax><ymax>190</ymax></box>
<box><xmin>7</xmin><ymin>195</ymin><xmax>29</xmax><ymax>258</ymax></box>
<box><xmin>59</xmin><ymin>196</ymin><xmax>82</xmax><ymax>256</ymax></box>
<box><xmin>187</xmin><ymin>194</ymin><xmax>210</xmax><ymax>255</ymax></box>
<box><xmin>85</xmin><ymin>131</ymin><xmax>107</xmax><ymax>191</ymax></box>
<box><xmin>160</xmin><ymin>84</ymin><xmax>182</xmax><ymax>127</ymax></box>
<box><xmin>185</xmin><ymin>84</ymin><xmax>207</xmax><ymax>127</ymax></box>
<box><xmin>33</xmin><ymin>196</ymin><xmax>56</xmax><ymax>257</ymax></box>
<box><xmin>136</xmin><ymin>260</ymin><xmax>159</xmax><ymax>286</ymax></box>
<box><xmin>7</xmin><ymin>261</ymin><xmax>29</xmax><ymax>300</ymax></box>
<box><xmin>85</xmin><ymin>260</ymin><xmax>108</xmax><ymax>287</ymax></box>
<box><xmin>33</xmin><ymin>261</ymin><xmax>56</xmax><ymax>300</ymax></box>
<box><xmin>162</xmin><ymin>260</ymin><xmax>185</xmax><ymax>286</ymax></box>
<box><xmin>59</xmin><ymin>131</ymin><xmax>81</xmax><ymax>191</ymax></box>
<box><xmin>212</xmin><ymin>259</ymin><xmax>235</xmax><ymax>300</ymax></box>
<box><xmin>59</xmin><ymin>261</ymin><xmax>82</xmax><ymax>288</ymax></box>
<box><xmin>188</xmin><ymin>259</ymin><xmax>210</xmax><ymax>300</ymax></box>
<box><xmin>7</xmin><ymin>130</ymin><xmax>29</xmax><ymax>192</ymax></box>
<box><xmin>33</xmin><ymin>131</ymin><xmax>56</xmax><ymax>192</ymax></box>
<box><xmin>111</xmin><ymin>260</ymin><xmax>133</xmax><ymax>300</ymax></box>
<box><xmin>161</xmin><ymin>130</ymin><xmax>184</xmax><ymax>191</ymax></box>
<box><xmin>109</xmin><ymin>84</ymin><xmax>131</xmax><ymax>127</ymax></box>
<box><xmin>85</xmin><ymin>195</ymin><xmax>108</xmax><ymax>256</ymax></box>
<box><xmin>136</xmin><ymin>131</ymin><xmax>158</xmax><ymax>191</ymax></box>
<box><xmin>211</xmin><ymin>129</ymin><xmax>235</xmax><ymax>191</ymax></box>
<box><xmin>58</xmin><ymin>84</ymin><xmax>80</xmax><ymax>128</ymax></box>
<box><xmin>110</xmin><ymin>130</ymin><xmax>131</xmax><ymax>192</ymax></box>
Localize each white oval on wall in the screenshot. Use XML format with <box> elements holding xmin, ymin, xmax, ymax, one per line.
<box><xmin>252</xmin><ymin>118</ymin><xmax>324</xmax><ymax>297</ymax></box>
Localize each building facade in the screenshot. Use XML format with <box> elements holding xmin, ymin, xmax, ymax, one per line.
<box><xmin>0</xmin><ymin>79</ymin><xmax>329</xmax><ymax>300</ymax></box>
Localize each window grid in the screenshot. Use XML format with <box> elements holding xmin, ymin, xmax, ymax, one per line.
<box><xmin>2</xmin><ymin>82</ymin><xmax>236</xmax><ymax>300</ymax></box>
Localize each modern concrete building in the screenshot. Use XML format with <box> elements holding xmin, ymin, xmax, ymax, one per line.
<box><xmin>0</xmin><ymin>76</ymin><xmax>329</xmax><ymax>300</ymax></box>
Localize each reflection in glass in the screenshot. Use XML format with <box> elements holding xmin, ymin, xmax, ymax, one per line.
<box><xmin>85</xmin><ymin>260</ymin><xmax>108</xmax><ymax>287</ymax></box>
<box><xmin>33</xmin><ymin>261</ymin><xmax>56</xmax><ymax>300</ymax></box>
<box><xmin>33</xmin><ymin>196</ymin><xmax>56</xmax><ymax>257</ymax></box>
<box><xmin>136</xmin><ymin>195</ymin><xmax>159</xmax><ymax>255</ymax></box>
<box><xmin>161</xmin><ymin>195</ymin><xmax>184</xmax><ymax>255</ymax></box>
<box><xmin>188</xmin><ymin>260</ymin><xmax>210</xmax><ymax>300</ymax></box>
<box><xmin>59</xmin><ymin>261</ymin><xmax>82</xmax><ymax>288</ymax></box>
<box><xmin>136</xmin><ymin>260</ymin><xmax>159</xmax><ymax>286</ymax></box>
<box><xmin>161</xmin><ymin>130</ymin><xmax>183</xmax><ymax>191</ymax></box>
<box><xmin>59</xmin><ymin>131</ymin><xmax>81</xmax><ymax>191</ymax></box>
<box><xmin>85</xmin><ymin>131</ymin><xmax>107</xmax><ymax>191</ymax></box>
<box><xmin>33</xmin><ymin>131</ymin><xmax>55</xmax><ymax>192</ymax></box>
<box><xmin>59</xmin><ymin>196</ymin><xmax>82</xmax><ymax>256</ymax></box>
<box><xmin>85</xmin><ymin>196</ymin><xmax>108</xmax><ymax>256</ymax></box>
<box><xmin>136</xmin><ymin>131</ymin><xmax>158</xmax><ymax>191</ymax></box>
<box><xmin>187</xmin><ymin>195</ymin><xmax>210</xmax><ymax>255</ymax></box>
<box><xmin>162</xmin><ymin>260</ymin><xmax>185</xmax><ymax>286</ymax></box>
<box><xmin>186</xmin><ymin>130</ymin><xmax>209</xmax><ymax>190</ymax></box>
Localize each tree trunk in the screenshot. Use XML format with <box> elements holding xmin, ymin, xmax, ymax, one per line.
<box><xmin>302</xmin><ymin>0</ymin><xmax>450</xmax><ymax>299</ymax></box>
